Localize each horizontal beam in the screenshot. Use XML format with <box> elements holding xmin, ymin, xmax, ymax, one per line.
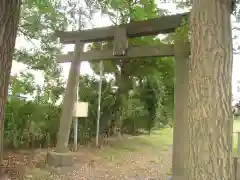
<box><xmin>56</xmin><ymin>44</ymin><xmax>175</xmax><ymax>63</ymax></box>
<box><xmin>56</xmin><ymin>13</ymin><xmax>189</xmax><ymax>44</ymax></box>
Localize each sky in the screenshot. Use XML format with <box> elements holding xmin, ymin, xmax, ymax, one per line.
<box><xmin>11</xmin><ymin>2</ymin><xmax>240</xmax><ymax>104</ymax></box>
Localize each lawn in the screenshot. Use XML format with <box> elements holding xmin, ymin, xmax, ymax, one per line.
<box><xmin>96</xmin><ymin>128</ymin><xmax>173</xmax><ymax>162</ymax></box>
<box><xmin>233</xmin><ymin>119</ymin><xmax>240</xmax><ymax>153</ymax></box>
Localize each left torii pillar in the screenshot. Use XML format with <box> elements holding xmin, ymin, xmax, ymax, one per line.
<box><xmin>46</xmin><ymin>41</ymin><xmax>84</xmax><ymax>167</ymax></box>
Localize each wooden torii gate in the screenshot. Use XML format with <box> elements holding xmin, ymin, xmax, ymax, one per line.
<box><xmin>46</xmin><ymin>12</ymin><xmax>190</xmax><ymax>180</ymax></box>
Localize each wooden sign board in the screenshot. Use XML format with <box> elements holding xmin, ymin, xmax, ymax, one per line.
<box><xmin>113</xmin><ymin>27</ymin><xmax>128</xmax><ymax>56</ymax></box>
<box><xmin>73</xmin><ymin>102</ymin><xmax>88</xmax><ymax>118</ymax></box>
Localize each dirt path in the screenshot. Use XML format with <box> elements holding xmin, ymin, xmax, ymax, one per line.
<box><xmin>2</xmin><ymin>130</ymin><xmax>173</xmax><ymax>179</ymax></box>
<box><xmin>47</xmin><ymin>146</ymin><xmax>172</xmax><ymax>180</ymax></box>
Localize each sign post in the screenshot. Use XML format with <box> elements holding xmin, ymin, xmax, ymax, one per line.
<box><xmin>96</xmin><ymin>60</ymin><xmax>104</xmax><ymax>147</ymax></box>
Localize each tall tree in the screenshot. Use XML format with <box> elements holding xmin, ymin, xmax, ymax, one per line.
<box><xmin>0</xmin><ymin>0</ymin><xmax>21</xmax><ymax>165</ymax></box>
<box><xmin>90</xmin><ymin>0</ymin><xmax>171</xmax><ymax>136</ymax></box>
<box><xmin>15</xmin><ymin>0</ymin><xmax>67</xmax><ymax>105</ymax></box>
<box><xmin>188</xmin><ymin>0</ymin><xmax>233</xmax><ymax>179</ymax></box>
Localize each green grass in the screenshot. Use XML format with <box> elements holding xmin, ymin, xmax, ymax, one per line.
<box><xmin>96</xmin><ymin>120</ymin><xmax>240</xmax><ymax>161</ymax></box>
<box><xmin>233</xmin><ymin>119</ymin><xmax>240</xmax><ymax>153</ymax></box>
<box><xmin>97</xmin><ymin>128</ymin><xmax>173</xmax><ymax>162</ymax></box>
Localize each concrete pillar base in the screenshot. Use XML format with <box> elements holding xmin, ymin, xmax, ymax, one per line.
<box><xmin>165</xmin><ymin>175</ymin><xmax>172</xmax><ymax>180</ymax></box>
<box><xmin>45</xmin><ymin>151</ymin><xmax>74</xmax><ymax>167</ymax></box>
<box><xmin>171</xmin><ymin>175</ymin><xmax>185</xmax><ymax>180</ymax></box>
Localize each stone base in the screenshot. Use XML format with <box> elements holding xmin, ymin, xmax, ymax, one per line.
<box><xmin>45</xmin><ymin>151</ymin><xmax>74</xmax><ymax>167</ymax></box>
<box><xmin>165</xmin><ymin>176</ymin><xmax>172</xmax><ymax>180</ymax></box>
<box><xmin>25</xmin><ymin>168</ymin><xmax>51</xmax><ymax>180</ymax></box>
<box><xmin>36</xmin><ymin>162</ymin><xmax>74</xmax><ymax>175</ymax></box>
<box><xmin>168</xmin><ymin>175</ymin><xmax>188</xmax><ymax>180</ymax></box>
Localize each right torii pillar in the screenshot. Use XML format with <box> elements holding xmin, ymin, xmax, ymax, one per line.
<box><xmin>171</xmin><ymin>37</ymin><xmax>189</xmax><ymax>180</ymax></box>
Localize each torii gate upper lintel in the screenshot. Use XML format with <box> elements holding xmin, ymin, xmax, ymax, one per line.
<box><xmin>55</xmin><ymin>12</ymin><xmax>190</xmax><ymax>63</ymax></box>
<box><xmin>55</xmin><ymin>12</ymin><xmax>189</xmax><ymax>44</ymax></box>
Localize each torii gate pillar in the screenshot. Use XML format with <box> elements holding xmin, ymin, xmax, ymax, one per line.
<box><xmin>45</xmin><ymin>42</ymin><xmax>84</xmax><ymax>167</ymax></box>
<box><xmin>171</xmin><ymin>37</ymin><xmax>189</xmax><ymax>180</ymax></box>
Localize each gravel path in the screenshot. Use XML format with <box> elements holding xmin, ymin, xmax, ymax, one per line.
<box><xmin>2</xmin><ymin>130</ymin><xmax>173</xmax><ymax>180</ymax></box>
<box><xmin>47</xmin><ymin>146</ymin><xmax>172</xmax><ymax>180</ymax></box>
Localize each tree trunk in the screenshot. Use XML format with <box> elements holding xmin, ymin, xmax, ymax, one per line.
<box><xmin>188</xmin><ymin>0</ymin><xmax>233</xmax><ymax>179</ymax></box>
<box><xmin>0</xmin><ymin>0</ymin><xmax>21</xmax><ymax>167</ymax></box>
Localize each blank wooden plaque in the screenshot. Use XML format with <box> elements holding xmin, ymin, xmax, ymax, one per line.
<box><xmin>113</xmin><ymin>27</ymin><xmax>128</xmax><ymax>56</ymax></box>
<box><xmin>73</xmin><ymin>102</ymin><xmax>88</xmax><ymax>118</ymax></box>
